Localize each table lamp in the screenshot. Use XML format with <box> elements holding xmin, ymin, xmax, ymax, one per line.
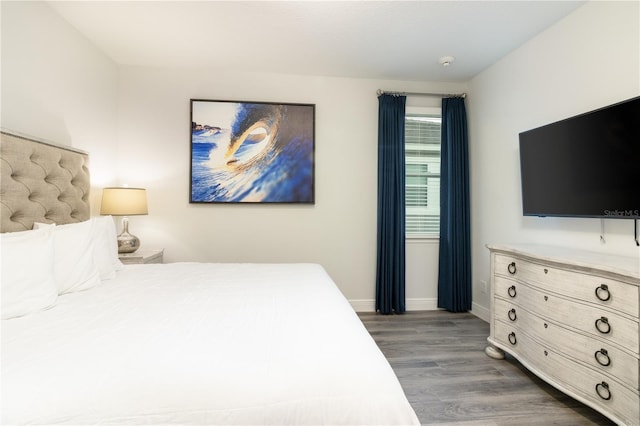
<box><xmin>100</xmin><ymin>187</ymin><xmax>148</xmax><ymax>253</ymax></box>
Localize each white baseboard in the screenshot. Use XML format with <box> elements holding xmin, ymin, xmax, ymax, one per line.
<box><xmin>471</xmin><ymin>302</ymin><xmax>489</xmax><ymax>322</ymax></box>
<box><xmin>349</xmin><ymin>298</ymin><xmax>438</xmax><ymax>313</ymax></box>
<box><xmin>407</xmin><ymin>297</ymin><xmax>439</xmax><ymax>311</ymax></box>
<box><xmin>350</xmin><ymin>298</ymin><xmax>490</xmax><ymax>323</ymax></box>
<box><xmin>348</xmin><ymin>299</ymin><xmax>375</xmax><ymax>312</ymax></box>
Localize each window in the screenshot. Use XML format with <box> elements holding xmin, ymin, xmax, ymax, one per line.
<box><xmin>405</xmin><ymin>112</ymin><xmax>441</xmax><ymax>236</ymax></box>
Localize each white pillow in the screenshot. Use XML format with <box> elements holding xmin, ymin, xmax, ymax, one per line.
<box><xmin>1</xmin><ymin>227</ymin><xmax>58</xmax><ymax>319</ymax></box>
<box><xmin>90</xmin><ymin>216</ymin><xmax>124</xmax><ymax>280</ymax></box>
<box><xmin>34</xmin><ymin>221</ymin><xmax>101</xmax><ymax>295</ymax></box>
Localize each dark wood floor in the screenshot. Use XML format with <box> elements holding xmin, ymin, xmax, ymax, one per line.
<box><xmin>358</xmin><ymin>310</ymin><xmax>616</xmax><ymax>426</ymax></box>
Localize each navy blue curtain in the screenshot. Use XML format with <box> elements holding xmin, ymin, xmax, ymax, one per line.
<box><xmin>437</xmin><ymin>97</ymin><xmax>471</xmax><ymax>312</ymax></box>
<box><xmin>376</xmin><ymin>94</ymin><xmax>406</xmax><ymax>315</ymax></box>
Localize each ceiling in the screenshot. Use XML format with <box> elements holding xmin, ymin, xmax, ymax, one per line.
<box><xmin>47</xmin><ymin>1</ymin><xmax>585</xmax><ymax>82</ymax></box>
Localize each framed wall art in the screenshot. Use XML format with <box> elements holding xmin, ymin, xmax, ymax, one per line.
<box><xmin>190</xmin><ymin>99</ymin><xmax>315</xmax><ymax>204</ymax></box>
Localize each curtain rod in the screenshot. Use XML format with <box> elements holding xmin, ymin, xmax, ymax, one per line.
<box><xmin>377</xmin><ymin>89</ymin><xmax>466</xmax><ymax>99</ymax></box>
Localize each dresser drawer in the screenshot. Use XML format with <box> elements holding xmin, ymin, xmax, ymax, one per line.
<box><xmin>495</xmin><ymin>276</ymin><xmax>639</xmax><ymax>355</ymax></box>
<box><xmin>495</xmin><ymin>254</ymin><xmax>639</xmax><ymax>317</ymax></box>
<box><xmin>494</xmin><ymin>298</ymin><xmax>639</xmax><ymax>390</ymax></box>
<box><xmin>494</xmin><ymin>321</ymin><xmax>639</xmax><ymax>426</ymax></box>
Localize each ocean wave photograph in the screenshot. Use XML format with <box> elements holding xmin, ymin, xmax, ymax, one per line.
<box><xmin>190</xmin><ymin>100</ymin><xmax>315</xmax><ymax>203</ymax></box>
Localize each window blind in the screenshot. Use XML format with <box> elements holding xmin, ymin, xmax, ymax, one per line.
<box><xmin>405</xmin><ymin>115</ymin><xmax>441</xmax><ymax>235</ymax></box>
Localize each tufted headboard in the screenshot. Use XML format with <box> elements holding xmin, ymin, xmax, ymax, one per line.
<box><xmin>0</xmin><ymin>130</ymin><xmax>90</xmax><ymax>233</ymax></box>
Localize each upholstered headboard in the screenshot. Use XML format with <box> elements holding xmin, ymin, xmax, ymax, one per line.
<box><xmin>0</xmin><ymin>130</ymin><xmax>90</xmax><ymax>233</ymax></box>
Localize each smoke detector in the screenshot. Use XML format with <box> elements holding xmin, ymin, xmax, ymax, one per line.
<box><xmin>439</xmin><ymin>56</ymin><xmax>455</xmax><ymax>67</ymax></box>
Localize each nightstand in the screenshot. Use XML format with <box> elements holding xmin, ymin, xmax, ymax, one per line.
<box><xmin>119</xmin><ymin>248</ymin><xmax>164</xmax><ymax>265</ymax></box>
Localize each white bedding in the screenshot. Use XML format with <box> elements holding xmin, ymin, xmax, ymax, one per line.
<box><xmin>2</xmin><ymin>263</ymin><xmax>419</xmax><ymax>425</ymax></box>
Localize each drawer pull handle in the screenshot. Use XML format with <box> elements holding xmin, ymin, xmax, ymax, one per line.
<box><xmin>595</xmin><ymin>381</ymin><xmax>612</xmax><ymax>401</ymax></box>
<box><xmin>594</xmin><ymin>348</ymin><xmax>611</xmax><ymax>367</ymax></box>
<box><xmin>595</xmin><ymin>284</ymin><xmax>611</xmax><ymax>302</ymax></box>
<box><xmin>507</xmin><ymin>285</ymin><xmax>517</xmax><ymax>298</ymax></box>
<box><xmin>543</xmin><ymin>268</ymin><xmax>548</xmax><ymax>274</ymax></box>
<box><xmin>508</xmin><ymin>308</ymin><xmax>517</xmax><ymax>321</ymax></box>
<box><xmin>508</xmin><ymin>332</ymin><xmax>517</xmax><ymax>345</ymax></box>
<box><xmin>507</xmin><ymin>262</ymin><xmax>517</xmax><ymax>275</ymax></box>
<box><xmin>595</xmin><ymin>317</ymin><xmax>611</xmax><ymax>334</ymax></box>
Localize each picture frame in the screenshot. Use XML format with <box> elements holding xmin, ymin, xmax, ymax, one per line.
<box><xmin>190</xmin><ymin>99</ymin><xmax>315</xmax><ymax>204</ymax></box>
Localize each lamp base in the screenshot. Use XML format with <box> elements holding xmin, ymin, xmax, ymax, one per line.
<box><xmin>117</xmin><ymin>217</ymin><xmax>140</xmax><ymax>253</ymax></box>
<box><xmin>117</xmin><ymin>231</ymin><xmax>140</xmax><ymax>253</ymax></box>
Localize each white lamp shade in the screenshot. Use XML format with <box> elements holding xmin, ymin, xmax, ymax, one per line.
<box><xmin>100</xmin><ymin>187</ymin><xmax>148</xmax><ymax>216</ymax></box>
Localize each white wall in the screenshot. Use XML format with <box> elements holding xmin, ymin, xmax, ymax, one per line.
<box><xmin>468</xmin><ymin>1</ymin><xmax>640</xmax><ymax>320</ymax></box>
<box><xmin>1</xmin><ymin>1</ymin><xmax>119</xmax><ymax>211</ymax></box>
<box><xmin>116</xmin><ymin>66</ymin><xmax>465</xmax><ymax>306</ymax></box>
<box><xmin>16</xmin><ymin>1</ymin><xmax>633</xmax><ymax>315</ymax></box>
<box><xmin>1</xmin><ymin>0</ymin><xmax>467</xmax><ymax>309</ymax></box>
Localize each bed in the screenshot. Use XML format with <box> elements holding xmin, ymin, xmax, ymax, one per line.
<box><xmin>0</xmin><ymin>130</ymin><xmax>419</xmax><ymax>425</ymax></box>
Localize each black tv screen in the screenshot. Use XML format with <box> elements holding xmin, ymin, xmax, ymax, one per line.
<box><xmin>519</xmin><ymin>96</ymin><xmax>640</xmax><ymax>219</ymax></box>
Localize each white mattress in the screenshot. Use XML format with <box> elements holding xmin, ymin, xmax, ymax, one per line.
<box><xmin>2</xmin><ymin>263</ymin><xmax>419</xmax><ymax>425</ymax></box>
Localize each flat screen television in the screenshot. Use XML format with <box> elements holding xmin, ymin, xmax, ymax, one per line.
<box><xmin>519</xmin><ymin>96</ymin><xmax>640</xmax><ymax>219</ymax></box>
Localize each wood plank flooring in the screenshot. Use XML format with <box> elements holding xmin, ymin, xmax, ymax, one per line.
<box><xmin>358</xmin><ymin>310</ymin><xmax>616</xmax><ymax>426</ymax></box>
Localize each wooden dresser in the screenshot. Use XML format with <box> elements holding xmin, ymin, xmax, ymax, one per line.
<box><xmin>485</xmin><ymin>244</ymin><xmax>639</xmax><ymax>426</ymax></box>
